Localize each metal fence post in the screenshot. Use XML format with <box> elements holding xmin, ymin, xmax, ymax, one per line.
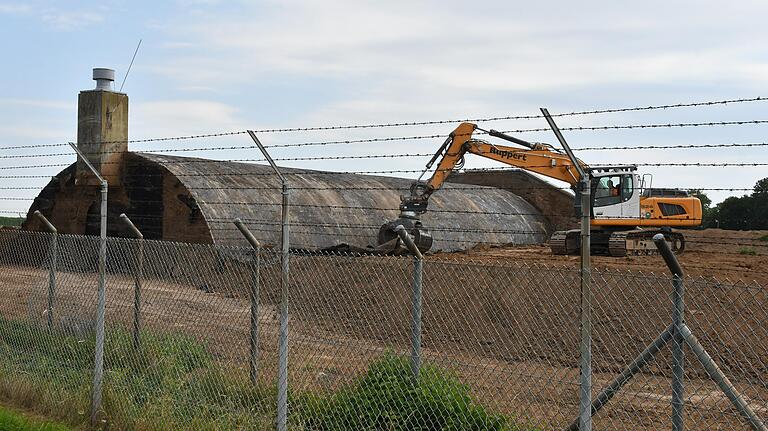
<box><xmin>92</xmin><ymin>179</ymin><xmax>108</xmax><ymax>425</ymax></box>
<box><xmin>653</xmin><ymin>234</ymin><xmax>767</xmax><ymax>431</ymax></box>
<box><xmin>120</xmin><ymin>214</ymin><xmax>143</xmax><ymax>350</ymax></box>
<box><xmin>234</xmin><ymin>219</ymin><xmax>261</xmax><ymax>385</ymax></box>
<box><xmin>277</xmin><ymin>182</ymin><xmax>290</xmax><ymax>431</ymax></box>
<box><xmin>247</xmin><ymin>131</ymin><xmax>289</xmax><ymax>431</ymax></box>
<box><xmin>68</xmin><ymin>142</ymin><xmax>108</xmax><ymax>426</ymax></box>
<box><xmin>577</xmin><ymin>176</ymin><xmax>592</xmax><ymax>431</ymax></box>
<box><xmin>395</xmin><ymin>225</ymin><xmax>424</xmax><ymax>381</ymax></box>
<box><xmin>34</xmin><ymin>211</ymin><xmax>57</xmax><ymax>330</ymax></box>
<box><xmin>541</xmin><ymin>109</ymin><xmax>592</xmax><ymax>431</ymax></box>
<box><xmin>671</xmin><ymin>273</ymin><xmax>685</xmax><ymax>431</ymax></box>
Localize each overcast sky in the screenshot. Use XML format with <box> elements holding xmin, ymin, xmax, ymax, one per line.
<box><xmin>1</xmin><ymin>0</ymin><xmax>767</xmax><ymax>215</ymax></box>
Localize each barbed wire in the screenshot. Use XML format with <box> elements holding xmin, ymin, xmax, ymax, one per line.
<box><xmin>2</xmin><ymin>107</ymin><xmax>768</xmax><ymax>155</ymax></box>
<box><xmin>3</xmin><ymin>133</ymin><xmax>768</xmax><ymax>160</ymax></box>
<box><xmin>0</xmin><ymin>153</ymin><xmax>438</xmax><ymax>169</ymax></box>
<box><xmin>2</xmin><ymin>95</ymin><xmax>764</xmax><ymax>152</ymax></box>
<box><xmin>1</xmin><ymin>162</ymin><xmax>766</xmax><ymax>180</ymax></box>
<box><xmin>500</xmin><ymin>119</ymin><xmax>768</xmax><ymax>134</ymax></box>
<box><xmin>74</xmin><ymin>162</ymin><xmax>768</xmax><ymax>177</ymax></box>
<box><xmin>87</xmin><ymin>225</ymin><xmax>768</xmax><ymax>250</ymax></box>
<box><xmin>0</xmin><ymin>162</ymin><xmax>768</xmax><ymax>179</ymax></box>
<box><xmin>6</xmin><ymin>207</ymin><xmax>766</xmax><ymax>249</ymax></box>
<box><xmin>211</xmin><ymin>224</ymin><xmax>767</xmax><ymax>250</ymax></box>
<box><xmin>0</xmin><ymin>184</ymin><xmax>755</xmax><ymax>192</ymax></box>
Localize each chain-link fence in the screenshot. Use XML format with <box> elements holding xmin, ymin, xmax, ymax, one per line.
<box><xmin>0</xmin><ymin>229</ymin><xmax>766</xmax><ymax>430</ymax></box>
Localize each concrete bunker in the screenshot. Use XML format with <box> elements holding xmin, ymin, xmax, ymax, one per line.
<box><xmin>22</xmin><ymin>69</ymin><xmax>565</xmax><ymax>251</ymax></box>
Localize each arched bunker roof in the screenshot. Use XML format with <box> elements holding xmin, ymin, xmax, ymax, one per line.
<box><xmin>137</xmin><ymin>153</ymin><xmax>549</xmax><ymax>251</ymax></box>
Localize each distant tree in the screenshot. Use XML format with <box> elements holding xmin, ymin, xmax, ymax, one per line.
<box><xmin>717</xmin><ymin>196</ymin><xmax>753</xmax><ymax>230</ymax></box>
<box><xmin>688</xmin><ymin>189</ymin><xmax>715</xmax><ymax>227</ymax></box>
<box><xmin>752</xmin><ymin>177</ymin><xmax>768</xmax><ymax>229</ymax></box>
<box><xmin>754</xmin><ymin>177</ymin><xmax>768</xmax><ymax>197</ymax></box>
<box><xmin>711</xmin><ymin>177</ymin><xmax>768</xmax><ymax>230</ymax></box>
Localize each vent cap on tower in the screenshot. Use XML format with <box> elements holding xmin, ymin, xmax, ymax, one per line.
<box><xmin>93</xmin><ymin>68</ymin><xmax>115</xmax><ymax>91</ymax></box>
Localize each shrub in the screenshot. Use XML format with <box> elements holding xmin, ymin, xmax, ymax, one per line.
<box><xmin>299</xmin><ymin>353</ymin><xmax>535</xmax><ymax>431</ymax></box>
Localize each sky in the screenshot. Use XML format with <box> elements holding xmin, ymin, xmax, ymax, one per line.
<box><xmin>1</xmin><ymin>0</ymin><xmax>767</xmax><ymax>215</ymax></box>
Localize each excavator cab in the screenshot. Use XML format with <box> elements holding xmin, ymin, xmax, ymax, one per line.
<box><xmin>590</xmin><ymin>167</ymin><xmax>640</xmax><ymax>220</ymax></box>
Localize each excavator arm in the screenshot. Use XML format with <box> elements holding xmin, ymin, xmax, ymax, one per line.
<box><xmin>378</xmin><ymin>122</ymin><xmax>587</xmax><ymax>251</ymax></box>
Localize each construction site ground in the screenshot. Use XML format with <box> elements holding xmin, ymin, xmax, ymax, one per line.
<box><xmin>438</xmin><ymin>228</ymin><xmax>768</xmax><ymax>285</ymax></box>
<box><xmin>0</xmin><ymin>228</ymin><xmax>765</xmax><ymax>430</ymax></box>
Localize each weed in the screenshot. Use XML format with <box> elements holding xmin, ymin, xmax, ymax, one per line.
<box><xmin>298</xmin><ymin>353</ymin><xmax>538</xmax><ymax>431</ymax></box>
<box><xmin>758</xmin><ymin>234</ymin><xmax>768</xmax><ymax>242</ymax></box>
<box><xmin>739</xmin><ymin>247</ymin><xmax>758</xmax><ymax>255</ymax></box>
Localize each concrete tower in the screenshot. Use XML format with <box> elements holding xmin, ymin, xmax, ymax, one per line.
<box><xmin>76</xmin><ymin>68</ymin><xmax>128</xmax><ymax>185</ymax></box>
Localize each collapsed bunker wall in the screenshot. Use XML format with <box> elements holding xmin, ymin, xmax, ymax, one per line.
<box><xmin>23</xmin><ymin>153</ymin><xmax>552</xmax><ymax>252</ymax></box>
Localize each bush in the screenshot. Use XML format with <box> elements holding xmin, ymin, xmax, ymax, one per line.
<box><xmin>299</xmin><ymin>353</ymin><xmax>536</xmax><ymax>431</ymax></box>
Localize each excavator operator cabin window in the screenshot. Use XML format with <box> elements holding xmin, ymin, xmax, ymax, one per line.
<box><xmin>594</xmin><ymin>175</ymin><xmax>622</xmax><ymax>207</ymax></box>
<box><xmin>621</xmin><ymin>175</ymin><xmax>634</xmax><ymax>202</ymax></box>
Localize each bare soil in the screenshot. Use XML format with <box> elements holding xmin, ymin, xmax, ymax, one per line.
<box><xmin>0</xmin><ymin>228</ymin><xmax>765</xmax><ymax>430</ymax></box>
<box><xmin>436</xmin><ymin>228</ymin><xmax>768</xmax><ymax>285</ymax></box>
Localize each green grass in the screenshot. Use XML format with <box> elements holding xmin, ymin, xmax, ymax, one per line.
<box><xmin>739</xmin><ymin>247</ymin><xmax>758</xmax><ymax>255</ymax></box>
<box><xmin>0</xmin><ymin>318</ymin><xmax>533</xmax><ymax>430</ymax></box>
<box><xmin>0</xmin><ymin>317</ymin><xmax>275</xmax><ymax>430</ymax></box>
<box><xmin>0</xmin><ymin>405</ymin><xmax>70</xmax><ymax>431</ymax></box>
<box><xmin>758</xmin><ymin>234</ymin><xmax>768</xmax><ymax>242</ymax></box>
<box><xmin>0</xmin><ymin>216</ymin><xmax>22</xmax><ymax>227</ymax></box>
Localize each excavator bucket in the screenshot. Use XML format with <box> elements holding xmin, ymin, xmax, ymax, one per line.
<box><xmin>377</xmin><ymin>217</ymin><xmax>433</xmax><ymax>254</ymax></box>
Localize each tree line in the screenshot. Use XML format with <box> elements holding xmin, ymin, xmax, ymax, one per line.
<box><xmin>690</xmin><ymin>177</ymin><xmax>768</xmax><ymax>230</ymax></box>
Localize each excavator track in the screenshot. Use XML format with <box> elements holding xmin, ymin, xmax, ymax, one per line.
<box><xmin>549</xmin><ymin>229</ymin><xmax>580</xmax><ymax>255</ymax></box>
<box><xmin>608</xmin><ymin>229</ymin><xmax>685</xmax><ymax>257</ymax></box>
<box><xmin>550</xmin><ymin>229</ymin><xmax>686</xmax><ymax>257</ymax></box>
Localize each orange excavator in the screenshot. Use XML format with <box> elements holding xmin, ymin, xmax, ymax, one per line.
<box><xmin>378</xmin><ymin>122</ymin><xmax>702</xmax><ymax>256</ymax></box>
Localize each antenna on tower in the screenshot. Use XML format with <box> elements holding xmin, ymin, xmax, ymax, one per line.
<box><xmin>119</xmin><ymin>39</ymin><xmax>142</xmax><ymax>93</ymax></box>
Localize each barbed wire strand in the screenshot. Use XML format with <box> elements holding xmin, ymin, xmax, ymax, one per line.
<box><xmin>2</xmin><ymin>95</ymin><xmax>765</xmax><ymax>151</ymax></box>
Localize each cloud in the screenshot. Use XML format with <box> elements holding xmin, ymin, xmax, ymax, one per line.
<box><xmin>152</xmin><ymin>1</ymin><xmax>768</xmax><ymax>91</ymax></box>
<box><xmin>130</xmin><ymin>100</ymin><xmax>244</xmax><ymax>138</ymax></box>
<box><xmin>0</xmin><ymin>2</ymin><xmax>105</xmax><ymax>30</ymax></box>
<box><xmin>40</xmin><ymin>9</ymin><xmax>104</xmax><ymax>31</ymax></box>
<box><xmin>0</xmin><ymin>3</ymin><xmax>30</xmax><ymax>14</ymax></box>
<box><xmin>0</xmin><ymin>98</ymin><xmax>74</xmax><ymax>110</ymax></box>
<box><xmin>0</xmin><ymin>0</ymin><xmax>754</xmax><ymax>206</ymax></box>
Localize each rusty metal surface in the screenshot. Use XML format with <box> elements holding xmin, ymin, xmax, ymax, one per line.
<box><xmin>137</xmin><ymin>153</ymin><xmax>549</xmax><ymax>251</ymax></box>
